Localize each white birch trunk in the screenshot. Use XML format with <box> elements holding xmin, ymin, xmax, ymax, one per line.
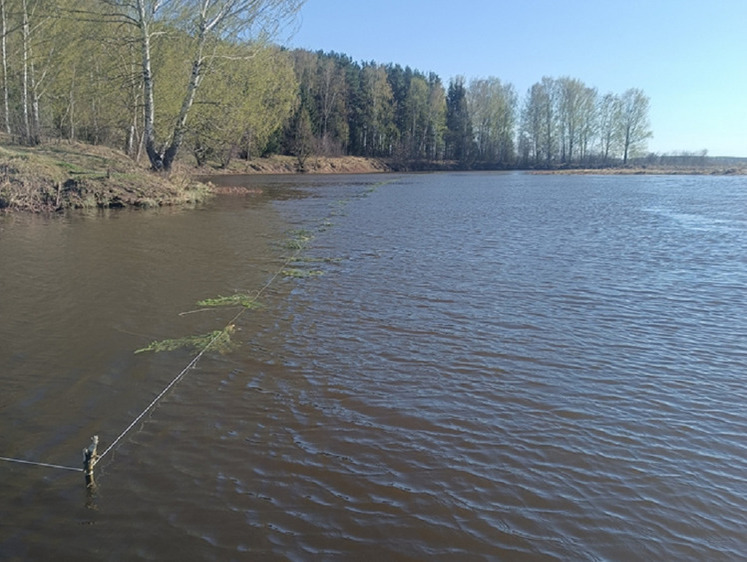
<box><xmin>137</xmin><ymin>0</ymin><xmax>161</xmax><ymax>169</ymax></box>
<box><xmin>22</xmin><ymin>0</ymin><xmax>31</xmax><ymax>141</ymax></box>
<box><xmin>1</xmin><ymin>0</ymin><xmax>9</xmax><ymax>134</ymax></box>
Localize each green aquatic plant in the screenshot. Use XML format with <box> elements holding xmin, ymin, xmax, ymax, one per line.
<box><xmin>282</xmin><ymin>268</ymin><xmax>324</xmax><ymax>278</ymax></box>
<box><xmin>329</xmin><ymin>200</ymin><xmax>348</xmax><ymax>216</ymax></box>
<box><xmin>196</xmin><ymin>294</ymin><xmax>262</xmax><ymax>309</ymax></box>
<box><xmin>135</xmin><ymin>324</ymin><xmax>236</xmax><ymax>354</ymax></box>
<box><xmin>284</xmin><ymin>229</ymin><xmax>314</xmax><ymax>250</ymax></box>
<box><xmin>290</xmin><ymin>256</ymin><xmax>342</xmax><ymax>264</ymax></box>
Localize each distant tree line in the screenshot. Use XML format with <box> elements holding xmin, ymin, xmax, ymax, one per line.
<box><xmin>518</xmin><ymin>77</ymin><xmax>652</xmax><ymax>167</ymax></box>
<box><xmin>0</xmin><ymin>0</ymin><xmax>653</xmax><ymax>170</ymax></box>
<box><xmin>278</xmin><ymin>54</ymin><xmax>653</xmax><ymax>169</ymax></box>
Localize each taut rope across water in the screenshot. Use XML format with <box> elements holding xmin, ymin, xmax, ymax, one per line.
<box><xmin>0</xmin><ymin>247</ymin><xmax>300</xmax><ymax>481</ymax></box>
<box><xmin>1</xmin><ymin>179</ymin><xmax>390</xmax><ymax>483</ymax></box>
<box><xmin>93</xmin><ymin>248</ymin><xmax>299</xmax><ymax>471</ymax></box>
<box><xmin>0</xmin><ymin>456</ymin><xmax>83</xmax><ymax>473</ymax></box>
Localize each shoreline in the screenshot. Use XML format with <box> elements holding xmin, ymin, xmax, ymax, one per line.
<box><xmin>530</xmin><ymin>166</ymin><xmax>747</xmax><ymax>176</ymax></box>
<box><xmin>0</xmin><ymin>142</ymin><xmax>211</xmax><ymax>213</ymax></box>
<box><xmin>2</xmin><ymin>141</ymin><xmax>745</xmax><ymax>213</ymax></box>
<box><xmin>193</xmin><ymin>155</ymin><xmax>392</xmax><ymax>176</ymax></box>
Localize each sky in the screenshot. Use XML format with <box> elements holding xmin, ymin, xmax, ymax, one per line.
<box><xmin>288</xmin><ymin>0</ymin><xmax>747</xmax><ymax>158</ymax></box>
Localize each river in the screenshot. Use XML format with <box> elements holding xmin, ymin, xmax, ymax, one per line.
<box><xmin>1</xmin><ymin>172</ymin><xmax>746</xmax><ymax>560</ymax></box>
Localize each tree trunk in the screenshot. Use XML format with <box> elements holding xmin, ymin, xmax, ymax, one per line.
<box><xmin>138</xmin><ymin>1</ymin><xmax>206</xmax><ymax>173</ymax></box>
<box><xmin>68</xmin><ymin>67</ymin><xmax>76</xmax><ymax>140</ymax></box>
<box><xmin>1</xmin><ymin>0</ymin><xmax>9</xmax><ymax>134</ymax></box>
<box><xmin>22</xmin><ymin>0</ymin><xmax>31</xmax><ymax>142</ymax></box>
<box><xmin>30</xmin><ymin>62</ymin><xmax>41</xmax><ymax>144</ymax></box>
<box><xmin>162</xmin><ymin>49</ymin><xmax>204</xmax><ymax>171</ymax></box>
<box><xmin>137</xmin><ymin>0</ymin><xmax>162</xmax><ymax>170</ymax></box>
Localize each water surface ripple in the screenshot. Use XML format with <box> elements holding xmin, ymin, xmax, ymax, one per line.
<box><xmin>1</xmin><ymin>172</ymin><xmax>746</xmax><ymax>560</ymax></box>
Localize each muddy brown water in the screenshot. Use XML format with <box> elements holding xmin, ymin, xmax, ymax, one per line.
<box><xmin>1</xmin><ymin>172</ymin><xmax>746</xmax><ymax>560</ymax></box>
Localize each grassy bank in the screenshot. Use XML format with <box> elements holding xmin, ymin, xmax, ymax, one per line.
<box><xmin>0</xmin><ymin>142</ymin><xmax>398</xmax><ymax>212</ymax></box>
<box><xmin>0</xmin><ymin>141</ymin><xmax>210</xmax><ymax>213</ymax></box>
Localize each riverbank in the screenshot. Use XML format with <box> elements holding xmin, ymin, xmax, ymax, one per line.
<box><xmin>0</xmin><ymin>142</ymin><xmax>210</xmax><ymax>212</ymax></box>
<box><xmin>531</xmin><ymin>165</ymin><xmax>747</xmax><ymax>175</ymax></box>
<box><xmin>200</xmin><ymin>155</ymin><xmax>747</xmax><ymax>177</ymax></box>
<box><xmin>0</xmin><ymin>144</ymin><xmax>398</xmax><ymax>212</ymax></box>
<box><xmin>195</xmin><ymin>154</ymin><xmax>393</xmax><ymax>175</ymax></box>
<box><xmin>2</xmin><ymin>140</ymin><xmax>745</xmax><ymax>213</ymax></box>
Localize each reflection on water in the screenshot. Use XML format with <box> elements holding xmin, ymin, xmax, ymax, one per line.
<box><xmin>1</xmin><ymin>173</ymin><xmax>746</xmax><ymax>560</ymax></box>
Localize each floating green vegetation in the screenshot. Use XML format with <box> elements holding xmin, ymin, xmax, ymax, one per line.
<box><xmin>329</xmin><ymin>200</ymin><xmax>348</xmax><ymax>216</ymax></box>
<box><xmin>284</xmin><ymin>228</ymin><xmax>314</xmax><ymax>250</ymax></box>
<box><xmin>290</xmin><ymin>256</ymin><xmax>342</xmax><ymax>264</ymax></box>
<box><xmin>135</xmin><ymin>324</ymin><xmax>236</xmax><ymax>355</ymax></box>
<box><xmin>282</xmin><ymin>268</ymin><xmax>325</xmax><ymax>278</ymax></box>
<box><xmin>196</xmin><ymin>294</ymin><xmax>262</xmax><ymax>309</ymax></box>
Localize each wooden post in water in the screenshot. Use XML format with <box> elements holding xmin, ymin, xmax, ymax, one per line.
<box><xmin>83</xmin><ymin>435</ymin><xmax>99</xmax><ymax>487</ymax></box>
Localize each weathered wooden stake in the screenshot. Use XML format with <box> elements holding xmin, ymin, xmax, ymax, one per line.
<box><xmin>83</xmin><ymin>435</ymin><xmax>99</xmax><ymax>487</ymax></box>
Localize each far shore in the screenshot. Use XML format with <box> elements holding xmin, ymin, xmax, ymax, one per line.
<box><xmin>1</xmin><ymin>140</ymin><xmax>745</xmax><ymax>213</ymax></box>
<box><xmin>195</xmin><ymin>155</ymin><xmax>747</xmax><ymax>178</ymax></box>
<box><xmin>530</xmin><ymin>166</ymin><xmax>747</xmax><ymax>176</ymax></box>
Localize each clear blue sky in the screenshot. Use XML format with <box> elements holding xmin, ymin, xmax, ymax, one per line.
<box><xmin>289</xmin><ymin>0</ymin><xmax>747</xmax><ymax>157</ymax></box>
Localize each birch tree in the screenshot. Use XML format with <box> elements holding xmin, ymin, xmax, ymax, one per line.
<box><xmin>187</xmin><ymin>43</ymin><xmax>296</xmax><ymax>166</ymax></box>
<box><xmin>619</xmin><ymin>88</ymin><xmax>652</xmax><ymax>164</ymax></box>
<box><xmin>403</xmin><ymin>74</ymin><xmax>429</xmax><ymax>158</ymax></box>
<box><xmin>556</xmin><ymin>77</ymin><xmax>585</xmax><ymax>163</ymax></box>
<box><xmin>424</xmin><ymin>73</ymin><xmax>446</xmax><ymax>161</ymax></box>
<box><xmin>521</xmin><ymin>79</ymin><xmax>556</xmax><ymax>166</ymax></box>
<box><xmin>445</xmin><ymin>76</ymin><xmax>473</xmax><ymax>164</ymax></box>
<box><xmin>100</xmin><ymin>0</ymin><xmax>303</xmax><ymax>171</ymax></box>
<box><xmin>468</xmin><ymin>77</ymin><xmax>516</xmax><ymax>165</ymax></box>
<box><xmin>597</xmin><ymin>93</ymin><xmax>621</xmax><ymax>163</ymax></box>
<box><xmin>0</xmin><ymin>0</ymin><xmax>9</xmax><ymax>134</ymax></box>
<box><xmin>576</xmin><ymin>85</ymin><xmax>597</xmax><ymax>163</ymax></box>
<box><xmin>316</xmin><ymin>56</ymin><xmax>347</xmax><ymax>155</ymax></box>
<box><xmin>359</xmin><ymin>63</ymin><xmax>395</xmax><ymax>156</ymax></box>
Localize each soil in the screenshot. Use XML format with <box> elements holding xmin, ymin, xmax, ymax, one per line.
<box><xmin>193</xmin><ymin>155</ymin><xmax>393</xmax><ymax>176</ymax></box>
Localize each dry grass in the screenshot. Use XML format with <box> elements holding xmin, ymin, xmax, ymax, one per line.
<box><xmin>0</xmin><ymin>139</ymin><xmax>211</xmax><ymax>212</ymax></box>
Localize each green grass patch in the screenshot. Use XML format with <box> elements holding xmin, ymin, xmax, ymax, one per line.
<box><xmin>55</xmin><ymin>161</ymin><xmax>89</xmax><ymax>174</ymax></box>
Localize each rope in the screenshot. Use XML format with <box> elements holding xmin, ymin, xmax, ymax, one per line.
<box><xmin>0</xmin><ymin>181</ymin><xmax>374</xmax><ymax>476</ymax></box>
<box><xmin>94</xmin><ymin>332</ymin><xmax>221</xmax><ymax>465</ymax></box>
<box><xmin>0</xmin><ymin>455</ymin><xmax>83</xmax><ymax>473</ymax></box>
<box><xmin>0</xmin><ymin>250</ymin><xmax>298</xmax><ymax>476</ymax></box>
<box><xmin>94</xmin><ymin>250</ymin><xmax>299</xmax><ymax>468</ymax></box>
